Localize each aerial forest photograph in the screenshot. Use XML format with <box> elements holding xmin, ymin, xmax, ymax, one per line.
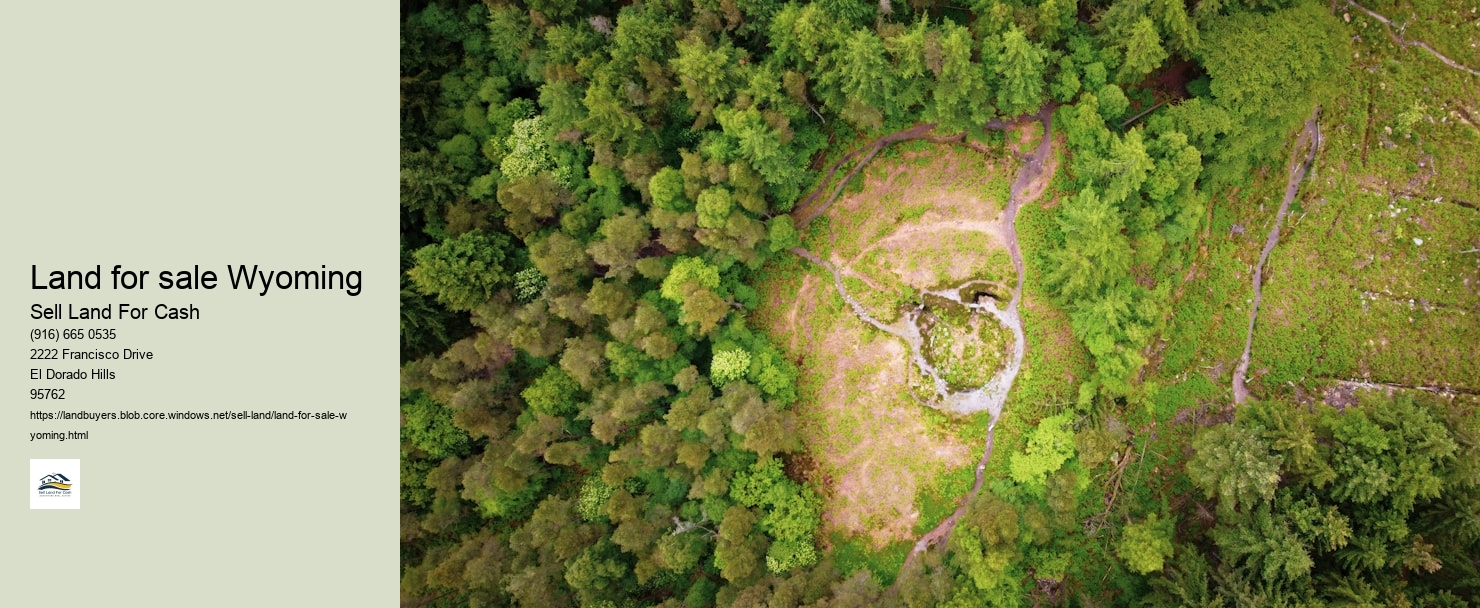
<box><xmin>398</xmin><ymin>0</ymin><xmax>1480</xmax><ymax>605</ymax></box>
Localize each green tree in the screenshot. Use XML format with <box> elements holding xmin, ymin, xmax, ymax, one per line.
<box><xmin>1117</xmin><ymin>18</ymin><xmax>1168</xmax><ymax>84</ymax></box>
<box><xmin>696</xmin><ymin>187</ymin><xmax>734</xmax><ymax>230</ymax></box>
<box><xmin>996</xmin><ymin>27</ymin><xmax>1048</xmax><ymax>117</ymax></box>
<box><xmin>408</xmin><ymin>231</ymin><xmax>512</xmax><ymax>311</ymax></box>
<box><xmin>586</xmin><ymin>209</ymin><xmax>651</xmax><ymax>280</ymax></box>
<box><xmin>1044</xmin><ymin>189</ymin><xmax>1132</xmax><ymax>303</ymax></box>
<box><xmin>1189</xmin><ymin>424</ymin><xmax>1283</xmax><ymax>516</ymax></box>
<box><xmin>500</xmin><ymin>115</ymin><xmax>555</xmax><ymax>180</ymax></box>
<box><xmin>649</xmin><ymin>167</ymin><xmax>692</xmax><ymax>212</ymax></box>
<box><xmin>715</xmin><ymin>505</ymin><xmax>768</xmax><ymax>583</ymax></box>
<box><xmin>1118</xmin><ymin>514</ymin><xmax>1176</xmax><ymax>574</ymax></box>
<box><xmin>521</xmin><ymin>367</ymin><xmax>582</xmax><ymax>417</ymax></box>
<box><xmin>402</xmin><ymin>390</ymin><xmax>472</xmax><ymax>459</ymax></box>
<box><xmin>1009</xmin><ymin>413</ymin><xmax>1076</xmax><ymax>492</ymax></box>
<box><xmin>926</xmin><ymin>22</ymin><xmax>993</xmax><ymax>133</ymax></box>
<box><xmin>672</xmin><ymin>34</ymin><xmax>745</xmax><ymax>128</ymax></box>
<box><xmin>711</xmin><ymin>349</ymin><xmax>752</xmax><ymax>386</ymax></box>
<box><xmin>1197</xmin><ymin>2</ymin><xmax>1347</xmax><ymax>182</ymax></box>
<box><xmin>661</xmin><ymin>256</ymin><xmax>721</xmax><ymax>300</ymax></box>
<box><xmin>826</xmin><ymin>28</ymin><xmax>893</xmax><ymax>129</ymax></box>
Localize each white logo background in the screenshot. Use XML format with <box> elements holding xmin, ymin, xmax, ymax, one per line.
<box><xmin>30</xmin><ymin>458</ymin><xmax>81</xmax><ymax>510</ymax></box>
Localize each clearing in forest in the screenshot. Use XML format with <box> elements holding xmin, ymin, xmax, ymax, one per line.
<box><xmin>754</xmin><ymin>142</ymin><xmax>1023</xmax><ymax>549</ymax></box>
<box><xmin>1158</xmin><ymin>1</ymin><xmax>1480</xmax><ymax>406</ymax></box>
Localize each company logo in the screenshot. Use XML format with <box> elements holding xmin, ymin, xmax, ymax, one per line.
<box><xmin>38</xmin><ymin>473</ymin><xmax>73</xmax><ymax>492</ymax></box>
<box><xmin>30</xmin><ymin>459</ymin><xmax>81</xmax><ymax>509</ymax></box>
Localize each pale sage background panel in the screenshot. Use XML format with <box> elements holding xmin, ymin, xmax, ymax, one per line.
<box><xmin>0</xmin><ymin>2</ymin><xmax>398</xmax><ymax>605</ymax></box>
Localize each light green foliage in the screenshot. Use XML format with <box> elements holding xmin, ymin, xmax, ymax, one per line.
<box><xmin>1068</xmin><ymin>283</ymin><xmax>1159</xmax><ymax>397</ymax></box>
<box><xmin>714</xmin><ymin>105</ymin><xmax>808</xmax><ymax>204</ymax></box>
<box><xmin>1394</xmin><ymin>102</ymin><xmax>1427</xmax><ymax>136</ymax></box>
<box><xmin>696</xmin><ymin>187</ymin><xmax>733</xmax><ymax>229</ymax></box>
<box><xmin>826</xmin><ymin>28</ymin><xmax>893</xmax><ymax>129</ymax></box>
<box><xmin>926</xmin><ymin>22</ymin><xmax>992</xmax><ymax>133</ymax></box>
<box><xmin>1096</xmin><ymin>84</ymin><xmax>1129</xmax><ymax>121</ymax></box>
<box><xmin>521</xmin><ymin>366</ymin><xmax>582</xmax><ymax>416</ymax></box>
<box><xmin>882</xmin><ymin>19</ymin><xmax>930</xmax><ymax>114</ymax></box>
<box><xmin>655</xmin><ymin>533</ymin><xmax>707</xmax><ymax>574</ymax></box>
<box><xmin>1096</xmin><ymin>128</ymin><xmax>1154</xmax><ymax>205</ymax></box>
<box><xmin>1045</xmin><ymin>189</ymin><xmax>1132</xmax><ymax>302</ymax></box>
<box><xmin>672</xmin><ymin>34</ymin><xmax>744</xmax><ymax>127</ymax></box>
<box><xmin>513</xmin><ymin>267</ymin><xmax>545</xmax><ymax>302</ymax></box>
<box><xmin>401</xmin><ymin>390</ymin><xmax>471</xmax><ymax>459</ymax></box>
<box><xmin>1036</xmin><ymin>0</ymin><xmax>1076</xmax><ymax>44</ymax></box>
<box><xmin>1197</xmin><ymin>1</ymin><xmax>1347</xmax><ymax>181</ymax></box>
<box><xmin>1118</xmin><ymin>514</ymin><xmax>1175</xmax><ymax>574</ymax></box>
<box><xmin>1117</xmin><ymin>17</ymin><xmax>1168</xmax><ymax>83</ymax></box>
<box><xmin>648</xmin><ymin>167</ymin><xmax>690</xmax><ymax>212</ymax></box>
<box><xmin>660</xmin><ymin>256</ymin><xmax>728</xmax><ymax>335</ymax></box>
<box><xmin>499</xmin><ymin>116</ymin><xmax>555</xmax><ymax>180</ymax></box>
<box><xmin>996</xmin><ymin>28</ymin><xmax>1048</xmax><ymax>117</ymax></box>
<box><xmin>746</xmin><ymin>345</ymin><xmax>799</xmax><ymax>405</ymax></box>
<box><xmin>766</xmin><ymin>216</ymin><xmax>800</xmax><ymax>252</ymax></box>
<box><xmin>577</xmin><ymin>477</ymin><xmax>615</xmax><ymax>522</ymax></box>
<box><xmin>730</xmin><ymin>458</ymin><xmax>821</xmax><ymax>574</ymax></box>
<box><xmin>1009</xmin><ymin>413</ymin><xmax>1076</xmax><ymax>491</ymax></box>
<box><xmin>408</xmin><ymin>231</ymin><xmax>512</xmax><ymax>311</ymax></box>
<box><xmin>1200</xmin><ymin>3</ymin><xmax>1345</xmax><ymax>121</ymax></box>
<box><xmin>660</xmin><ymin>257</ymin><xmax>721</xmax><ymax>302</ymax></box>
<box><xmin>565</xmin><ymin>542</ymin><xmax>632</xmax><ymax>606</ymax></box>
<box><xmin>710</xmin><ymin>349</ymin><xmax>751</xmax><ymax>387</ymax></box>
<box><xmin>950</xmin><ymin>529</ymin><xmax>1022</xmax><ymax>604</ymax></box>
<box><xmin>950</xmin><ymin>492</ymin><xmax>1024</xmax><ymax>605</ymax></box>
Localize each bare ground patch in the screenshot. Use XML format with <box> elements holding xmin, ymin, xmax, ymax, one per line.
<box><xmin>756</xmin><ymin>145</ymin><xmax>1017</xmax><ymax>547</ymax></box>
<box><xmin>802</xmin><ymin>320</ymin><xmax>973</xmax><ymax>547</ymax></box>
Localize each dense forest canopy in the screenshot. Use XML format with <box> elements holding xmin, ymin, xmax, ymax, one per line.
<box><xmin>400</xmin><ymin>0</ymin><xmax>1480</xmax><ymax>605</ymax></box>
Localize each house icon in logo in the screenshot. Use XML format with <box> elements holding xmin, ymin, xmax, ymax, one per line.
<box><xmin>38</xmin><ymin>473</ymin><xmax>72</xmax><ymax>491</ymax></box>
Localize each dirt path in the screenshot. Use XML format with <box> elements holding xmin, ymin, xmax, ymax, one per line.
<box><xmin>898</xmin><ymin>105</ymin><xmax>1055</xmax><ymax>569</ymax></box>
<box><xmin>787</xmin><ymin>105</ymin><xmax>1057</xmax><ymax>582</ymax></box>
<box><xmin>1233</xmin><ymin>109</ymin><xmax>1322</xmax><ymax>405</ymax></box>
<box><xmin>793</xmin><ymin>112</ymin><xmax>1052</xmax><ymax>228</ymax></box>
<box><xmin>794</xmin><ymin>123</ymin><xmax>943</xmax><ymax>228</ymax></box>
<box><xmin>1343</xmin><ymin>0</ymin><xmax>1480</xmax><ymax>78</ymax></box>
<box><xmin>791</xmin><ymin>247</ymin><xmax>953</xmax><ymax>401</ymax></box>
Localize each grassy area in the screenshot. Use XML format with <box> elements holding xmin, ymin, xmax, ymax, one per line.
<box><xmin>1238</xmin><ymin>6</ymin><xmax>1480</xmax><ymax>396</ymax></box>
<box><xmin>751</xmin><ymin>135</ymin><xmax>1096</xmax><ymax>559</ymax></box>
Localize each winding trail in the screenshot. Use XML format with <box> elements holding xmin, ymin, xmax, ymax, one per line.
<box><xmin>790</xmin><ymin>247</ymin><xmax>954</xmax><ymax>402</ymax></box>
<box><xmin>785</xmin><ymin>105</ymin><xmax>1057</xmax><ymax>581</ymax></box>
<box><xmin>1233</xmin><ymin>110</ymin><xmax>1322</xmax><ymax>405</ymax></box>
<box><xmin>1343</xmin><ymin>0</ymin><xmax>1480</xmax><ymax>78</ymax></box>
<box><xmin>793</xmin><ymin>112</ymin><xmax>1047</xmax><ymax>228</ymax></box>
<box><xmin>897</xmin><ymin>106</ymin><xmax>1053</xmax><ymax>570</ymax></box>
<box><xmin>795</xmin><ymin>123</ymin><xmax>949</xmax><ymax>228</ymax></box>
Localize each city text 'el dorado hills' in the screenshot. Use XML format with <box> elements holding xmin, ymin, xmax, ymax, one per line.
<box><xmin>30</xmin><ymin>264</ymin><xmax>362</xmax><ymax>296</ymax></box>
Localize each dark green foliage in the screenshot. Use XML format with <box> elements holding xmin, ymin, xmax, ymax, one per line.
<box><xmin>400</xmin><ymin>0</ymin><xmax>1479</xmax><ymax>605</ymax></box>
<box><xmin>1193</xmin><ymin>1</ymin><xmax>1348</xmax><ymax>183</ymax></box>
<box><xmin>1162</xmin><ymin>393</ymin><xmax>1480</xmax><ymax>602</ymax></box>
